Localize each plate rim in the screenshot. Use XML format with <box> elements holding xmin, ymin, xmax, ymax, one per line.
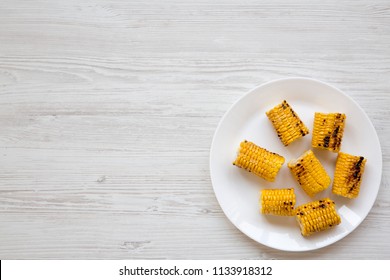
<box><xmin>209</xmin><ymin>77</ymin><xmax>383</xmax><ymax>252</ymax></box>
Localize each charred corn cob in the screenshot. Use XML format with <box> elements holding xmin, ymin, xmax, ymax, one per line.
<box><xmin>266</xmin><ymin>100</ymin><xmax>309</xmax><ymax>146</ymax></box>
<box><xmin>260</xmin><ymin>188</ymin><xmax>296</xmax><ymax>216</ymax></box>
<box><xmin>312</xmin><ymin>112</ymin><xmax>346</xmax><ymax>152</ymax></box>
<box><xmin>332</xmin><ymin>152</ymin><xmax>367</xmax><ymax>199</ymax></box>
<box><xmin>233</xmin><ymin>140</ymin><xmax>285</xmax><ymax>182</ymax></box>
<box><xmin>288</xmin><ymin>150</ymin><xmax>331</xmax><ymax>197</ymax></box>
<box><xmin>295</xmin><ymin>198</ymin><xmax>341</xmax><ymax>236</ymax></box>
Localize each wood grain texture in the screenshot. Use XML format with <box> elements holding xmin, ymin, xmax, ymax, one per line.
<box><xmin>0</xmin><ymin>0</ymin><xmax>389</xmax><ymax>259</ymax></box>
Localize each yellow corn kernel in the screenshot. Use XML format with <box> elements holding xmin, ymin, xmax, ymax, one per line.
<box><xmin>260</xmin><ymin>188</ymin><xmax>296</xmax><ymax>216</ymax></box>
<box><xmin>312</xmin><ymin>112</ymin><xmax>346</xmax><ymax>152</ymax></box>
<box><xmin>288</xmin><ymin>150</ymin><xmax>330</xmax><ymax>197</ymax></box>
<box><xmin>332</xmin><ymin>152</ymin><xmax>367</xmax><ymax>199</ymax></box>
<box><xmin>233</xmin><ymin>140</ymin><xmax>285</xmax><ymax>182</ymax></box>
<box><xmin>295</xmin><ymin>198</ymin><xmax>341</xmax><ymax>236</ymax></box>
<box><xmin>266</xmin><ymin>100</ymin><xmax>309</xmax><ymax>146</ymax></box>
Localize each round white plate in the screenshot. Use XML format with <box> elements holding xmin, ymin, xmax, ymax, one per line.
<box><xmin>210</xmin><ymin>77</ymin><xmax>382</xmax><ymax>251</ymax></box>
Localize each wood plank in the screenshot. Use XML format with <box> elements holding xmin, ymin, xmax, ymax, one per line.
<box><xmin>0</xmin><ymin>0</ymin><xmax>389</xmax><ymax>259</ymax></box>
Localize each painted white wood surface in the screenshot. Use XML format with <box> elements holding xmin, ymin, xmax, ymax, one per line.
<box><xmin>0</xmin><ymin>0</ymin><xmax>389</xmax><ymax>259</ymax></box>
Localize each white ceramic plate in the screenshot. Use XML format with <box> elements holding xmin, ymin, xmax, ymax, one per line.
<box><xmin>210</xmin><ymin>77</ymin><xmax>382</xmax><ymax>251</ymax></box>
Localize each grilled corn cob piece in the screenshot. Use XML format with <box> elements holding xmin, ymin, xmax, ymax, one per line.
<box><xmin>266</xmin><ymin>100</ymin><xmax>309</xmax><ymax>146</ymax></box>
<box><xmin>288</xmin><ymin>150</ymin><xmax>331</xmax><ymax>197</ymax></box>
<box><xmin>312</xmin><ymin>112</ymin><xmax>346</xmax><ymax>152</ymax></box>
<box><xmin>260</xmin><ymin>188</ymin><xmax>296</xmax><ymax>216</ymax></box>
<box><xmin>295</xmin><ymin>198</ymin><xmax>341</xmax><ymax>236</ymax></box>
<box><xmin>332</xmin><ymin>152</ymin><xmax>367</xmax><ymax>199</ymax></box>
<box><xmin>233</xmin><ymin>140</ymin><xmax>285</xmax><ymax>182</ymax></box>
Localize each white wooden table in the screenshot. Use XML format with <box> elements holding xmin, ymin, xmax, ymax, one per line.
<box><xmin>0</xmin><ymin>0</ymin><xmax>389</xmax><ymax>259</ymax></box>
